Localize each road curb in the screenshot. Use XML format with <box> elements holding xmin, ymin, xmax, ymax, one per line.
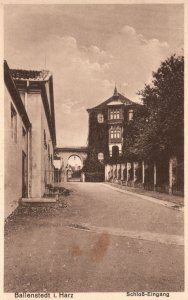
<box><xmin>102</xmin><ymin>183</ymin><xmax>184</xmax><ymax>212</ymax></box>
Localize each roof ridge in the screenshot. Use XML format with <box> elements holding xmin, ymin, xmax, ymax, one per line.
<box><xmin>87</xmin><ymin>91</ymin><xmax>136</xmax><ymax>111</ymax></box>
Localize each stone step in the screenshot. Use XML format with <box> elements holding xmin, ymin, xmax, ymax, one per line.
<box><xmin>21</xmin><ymin>197</ymin><xmax>57</xmax><ymax>206</ymax></box>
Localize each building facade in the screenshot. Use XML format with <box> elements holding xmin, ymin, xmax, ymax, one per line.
<box><xmin>4</xmin><ymin>61</ymin><xmax>56</xmax><ymax>217</ymax></box>
<box><xmin>86</xmin><ymin>87</ymin><xmax>183</xmax><ymax>195</ymax></box>
<box><xmin>4</xmin><ymin>61</ymin><xmax>31</xmax><ymax>217</ymax></box>
<box><xmin>87</xmin><ymin>87</ymin><xmax>138</xmax><ymax>161</ymax></box>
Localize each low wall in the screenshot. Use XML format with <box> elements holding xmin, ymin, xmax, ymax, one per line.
<box><xmin>105</xmin><ymin>159</ymin><xmax>184</xmax><ymax>195</ymax></box>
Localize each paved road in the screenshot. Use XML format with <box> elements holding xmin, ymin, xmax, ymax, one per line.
<box><xmin>4</xmin><ymin>182</ymin><xmax>184</xmax><ymax>292</ymax></box>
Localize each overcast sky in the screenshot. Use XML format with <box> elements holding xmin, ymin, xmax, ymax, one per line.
<box><xmin>4</xmin><ymin>4</ymin><xmax>184</xmax><ymax>147</ymax></box>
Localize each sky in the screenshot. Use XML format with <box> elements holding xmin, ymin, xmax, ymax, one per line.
<box><xmin>4</xmin><ymin>4</ymin><xmax>184</xmax><ymax>147</ymax></box>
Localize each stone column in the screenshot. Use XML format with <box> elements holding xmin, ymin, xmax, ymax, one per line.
<box><xmin>127</xmin><ymin>162</ymin><xmax>132</xmax><ymax>181</ymax></box>
<box><xmin>121</xmin><ymin>163</ymin><xmax>125</xmax><ymax>181</ymax></box>
<box><xmin>117</xmin><ymin>164</ymin><xmax>121</xmax><ymax>180</ymax></box>
<box><xmin>108</xmin><ymin>164</ymin><xmax>111</xmax><ymax>181</ymax></box>
<box><xmin>105</xmin><ymin>164</ymin><xmax>111</xmax><ymax>181</ymax></box>
<box><xmin>81</xmin><ymin>172</ymin><xmax>85</xmax><ymax>182</ymax></box>
<box><xmin>169</xmin><ymin>157</ymin><xmax>177</xmax><ymax>195</ymax></box>
<box><xmin>113</xmin><ymin>164</ymin><xmax>116</xmax><ymax>181</ymax></box>
<box><xmin>105</xmin><ymin>165</ymin><xmax>107</xmax><ymax>181</ymax></box>
<box><xmin>133</xmin><ymin>162</ymin><xmax>139</xmax><ymax>182</ymax></box>
<box><xmin>110</xmin><ymin>165</ymin><xmax>113</xmax><ymax>180</ymax></box>
<box><xmin>142</xmin><ymin>161</ymin><xmax>145</xmax><ymax>185</ymax></box>
<box><xmin>154</xmin><ymin>161</ymin><xmax>157</xmax><ymax>191</ymax></box>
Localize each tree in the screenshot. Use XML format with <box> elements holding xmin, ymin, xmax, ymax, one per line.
<box><xmin>82</xmin><ymin>147</ymin><xmax>104</xmax><ymax>173</ymax></box>
<box><xmin>123</xmin><ymin>54</ymin><xmax>184</xmax><ymax>162</ymax></box>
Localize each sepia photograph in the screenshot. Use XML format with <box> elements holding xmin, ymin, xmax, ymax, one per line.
<box><xmin>2</xmin><ymin>1</ymin><xmax>185</xmax><ymax>297</ymax></box>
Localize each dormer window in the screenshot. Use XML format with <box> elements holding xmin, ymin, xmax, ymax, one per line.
<box><xmin>97</xmin><ymin>113</ymin><xmax>104</xmax><ymax>123</ymax></box>
<box><xmin>128</xmin><ymin>109</ymin><xmax>134</xmax><ymax>121</ymax></box>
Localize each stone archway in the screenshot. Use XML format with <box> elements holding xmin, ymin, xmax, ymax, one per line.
<box><xmin>54</xmin><ymin>147</ymin><xmax>88</xmax><ymax>182</ymax></box>
<box><xmin>67</xmin><ymin>154</ymin><xmax>83</xmax><ymax>181</ymax></box>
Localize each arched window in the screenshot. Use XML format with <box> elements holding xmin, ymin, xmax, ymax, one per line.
<box><xmin>98</xmin><ymin>153</ymin><xmax>104</xmax><ymax>161</ymax></box>
<box><xmin>97</xmin><ymin>113</ymin><xmax>104</xmax><ymax>123</ymax></box>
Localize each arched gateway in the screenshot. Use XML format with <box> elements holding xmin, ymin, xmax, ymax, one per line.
<box><xmin>54</xmin><ymin>147</ymin><xmax>88</xmax><ymax>182</ymax></box>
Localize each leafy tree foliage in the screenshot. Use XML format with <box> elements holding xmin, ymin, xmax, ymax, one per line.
<box><xmin>82</xmin><ymin>147</ymin><xmax>105</xmax><ymax>173</ymax></box>
<box><xmin>87</xmin><ymin>110</ymin><xmax>109</xmax><ymax>158</ymax></box>
<box><xmin>123</xmin><ymin>54</ymin><xmax>184</xmax><ymax>162</ymax></box>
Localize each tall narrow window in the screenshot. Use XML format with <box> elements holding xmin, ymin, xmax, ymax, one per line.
<box><xmin>129</xmin><ymin>109</ymin><xmax>134</xmax><ymax>121</ymax></box>
<box><xmin>11</xmin><ymin>103</ymin><xmax>17</xmax><ymax>142</ymax></box>
<box><xmin>110</xmin><ymin>128</ymin><xmax>114</xmax><ymax>139</ymax></box>
<box><xmin>114</xmin><ymin>128</ymin><xmax>117</xmax><ymax>138</ymax></box>
<box><xmin>98</xmin><ymin>153</ymin><xmax>104</xmax><ymax>162</ymax></box>
<box><xmin>97</xmin><ymin>113</ymin><xmax>104</xmax><ymax>123</ymax></box>
<box><xmin>117</xmin><ymin>128</ymin><xmax>121</xmax><ymax>138</ymax></box>
<box><xmin>110</xmin><ymin>111</ymin><xmax>113</xmax><ymax>119</ymax></box>
<box><xmin>116</xmin><ymin>110</ymin><xmax>120</xmax><ymax>119</ymax></box>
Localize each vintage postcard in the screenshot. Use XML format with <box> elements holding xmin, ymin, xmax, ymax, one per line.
<box><xmin>0</xmin><ymin>1</ymin><xmax>187</xmax><ymax>300</ymax></box>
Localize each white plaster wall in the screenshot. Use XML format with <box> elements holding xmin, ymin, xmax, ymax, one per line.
<box><xmin>27</xmin><ymin>90</ymin><xmax>54</xmax><ymax>197</ymax></box>
<box><xmin>41</xmin><ymin>96</ymin><xmax>54</xmax><ymax>195</ymax></box>
<box><xmin>4</xmin><ymin>87</ymin><xmax>23</xmax><ymax>218</ymax></box>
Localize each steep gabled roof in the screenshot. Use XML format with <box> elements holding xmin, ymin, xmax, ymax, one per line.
<box><xmin>87</xmin><ymin>91</ymin><xmax>136</xmax><ymax>112</ymax></box>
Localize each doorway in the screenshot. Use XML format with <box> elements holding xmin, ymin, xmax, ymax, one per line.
<box><xmin>67</xmin><ymin>155</ymin><xmax>83</xmax><ymax>182</ymax></box>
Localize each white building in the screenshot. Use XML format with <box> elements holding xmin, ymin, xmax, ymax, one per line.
<box><xmin>4</xmin><ymin>61</ymin><xmax>56</xmax><ymax>218</ymax></box>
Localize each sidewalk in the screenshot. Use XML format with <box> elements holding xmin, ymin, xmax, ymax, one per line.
<box><xmin>104</xmin><ymin>182</ymin><xmax>184</xmax><ymax>208</ymax></box>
